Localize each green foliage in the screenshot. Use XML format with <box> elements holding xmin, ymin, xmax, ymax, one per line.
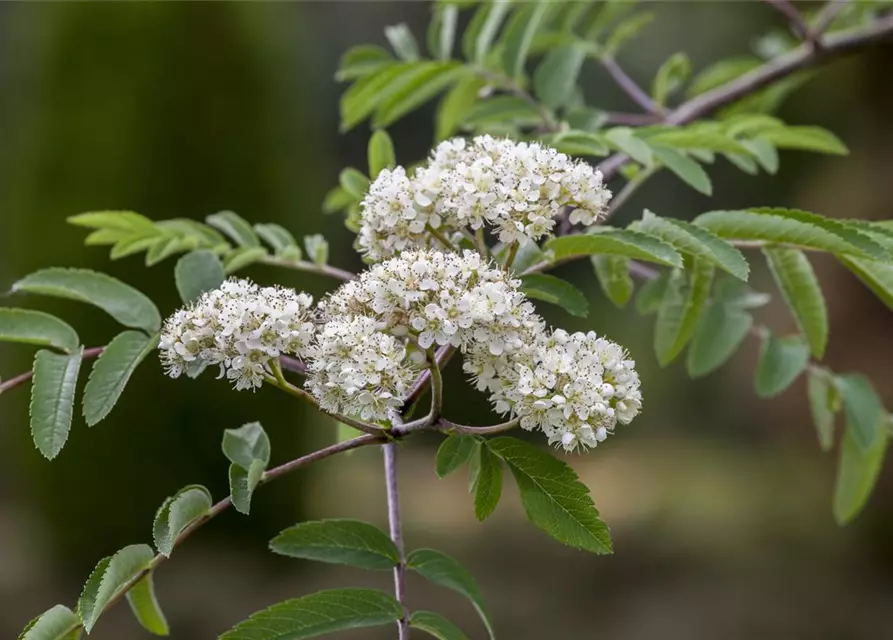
<box><xmin>840</xmin><ymin>256</ymin><xmax>893</xmax><ymax>313</ymax></box>
<box><xmin>304</xmin><ymin>234</ymin><xmax>330</xmax><ymax>266</ymax></box>
<box><xmin>759</xmin><ymin>126</ymin><xmax>848</xmax><ymax>155</ymax></box>
<box><xmin>652</xmin><ymin>52</ymin><xmax>691</xmax><ymax>106</ymax></box>
<box><xmin>487</xmin><ymin>437</ymin><xmax>612</xmax><ymax>554</ymax></box>
<box><xmin>407</xmin><ymin>549</ymin><xmax>495</xmax><ymax>640</ymax></box>
<box><xmin>410</xmin><ymin>611</ymin><xmax>470</xmax><ymax>640</ymax></box>
<box><xmin>219</xmin><ymin>589</ymin><xmax>403</xmax><ymax>640</ymax></box>
<box><xmin>175</xmin><ymin>251</ymin><xmax>226</xmax><ymax>303</ymax></box>
<box><xmin>472</xmin><ymin>445</ymin><xmax>503</xmax><ymax>521</ymax></box>
<box><xmin>807</xmin><ymin>369</ymin><xmax>839</xmax><ymax>452</ymax></box>
<box><xmin>686</xmin><ymin>288</ymin><xmax>753</xmax><ymax>378</ymax></box>
<box><xmin>230</xmin><ymin>460</ymin><xmax>266</xmax><ymax>515</ymax></box>
<box><xmin>126</xmin><ymin>573</ymin><xmax>170</xmax><ymax>636</ymax></box>
<box><xmin>501</xmin><ymin>2</ymin><xmax>554</xmax><ymax>79</ymax></box>
<box><xmin>592</xmin><ymin>255</ymin><xmax>634</xmax><ymax>307</ymax></box>
<box><xmin>83</xmin><ymin>331</ymin><xmax>159</xmax><ymax>426</ymax></box>
<box><xmin>546</xmin><ymin>230</ymin><xmax>682</xmax><ymax>267</ymax></box>
<box><xmin>834</xmin><ymin>426</ymin><xmax>888</xmax><ymax>525</ymax></box>
<box><xmin>30</xmin><ymin>348</ymin><xmax>83</xmax><ymax>460</ymax></box>
<box><xmin>836</xmin><ymin>373</ymin><xmax>886</xmax><ymax>452</ymax></box>
<box><xmin>18</xmin><ymin>605</ymin><xmax>81</xmax><ymax>640</ymax></box>
<box><xmin>223</xmin><ymin>422</ymin><xmax>271</xmax><ymax>515</ymax></box>
<box><xmin>206</xmin><ymin>211</ymin><xmax>261</xmax><ymax>248</ymax></box>
<box><xmin>368</xmin><ymin>130</ymin><xmax>396</xmax><ymax>179</ymax></box>
<box><xmin>270</xmin><ymin>519</ymin><xmax>400</xmax><ymax>570</ymax></box>
<box><xmin>153</xmin><ymin>485</ymin><xmax>213</xmax><ymax>557</ymax></box>
<box><xmin>635</xmin><ymin>271</ymin><xmax>670</xmax><ymax>314</ymax></box>
<box><xmin>435</xmin><ymin>434</ymin><xmax>478</xmax><ymax>478</ymax></box>
<box><xmin>534</xmin><ymin>44</ymin><xmax>586</xmax><ymax>109</ymax></box>
<box><xmin>519</xmin><ymin>273</ymin><xmax>589</xmax><ymax>318</ymax></box>
<box><xmin>78</xmin><ymin>544</ymin><xmax>155</xmax><ymax>633</ymax></box>
<box><xmin>0</xmin><ymin>309</ymin><xmax>80</xmax><ymax>353</ymax></box>
<box><xmin>653</xmin><ymin>260</ymin><xmax>714</xmax><ymax>366</ymax></box>
<box><xmin>764</xmin><ymin>247</ymin><xmax>828</xmax><ymax>358</ymax></box>
<box><xmin>650</xmin><ymin>145</ymin><xmax>713</xmax><ymax>194</ymax></box>
<box><xmin>754</xmin><ymin>333</ymin><xmax>810</xmax><ymax>398</ymax></box>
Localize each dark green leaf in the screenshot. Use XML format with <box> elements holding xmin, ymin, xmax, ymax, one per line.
<box><xmin>222</xmin><ymin>421</ymin><xmax>271</xmax><ymax>469</ymax></box>
<box><xmin>764</xmin><ymin>247</ymin><xmax>828</xmax><ymax>358</ymax></box>
<box><xmin>650</xmin><ymin>145</ymin><xmax>712</xmax><ymax>195</ymax></box>
<box><xmin>644</xmin><ymin>128</ymin><xmax>751</xmax><ymax>156</ymax></box>
<box><xmin>126</xmin><ymin>572</ymin><xmax>169</xmax><ymax>636</ymax></box>
<box><xmin>634</xmin><ymin>271</ymin><xmax>670</xmax><ymax>315</ymax></box>
<box><xmin>435</xmin><ymin>434</ymin><xmax>478</xmax><ymax>478</ymax></box>
<box><xmin>546</xmin><ymin>230</ymin><xmax>682</xmax><ymax>267</ymax></box>
<box><xmin>79</xmin><ymin>544</ymin><xmax>155</xmax><ymax>633</ymax></box>
<box><xmin>754</xmin><ymin>333</ymin><xmax>810</xmax><ymax>398</ymax></box>
<box><xmin>18</xmin><ymin>605</ymin><xmax>81</xmax><ymax>640</ymax></box>
<box><xmin>83</xmin><ymin>331</ymin><xmax>158</xmax><ymax>426</ymax></box>
<box><xmin>687</xmin><ymin>56</ymin><xmax>761</xmax><ymax>97</ymax></box>
<box><xmin>473</xmin><ymin>445</ymin><xmax>502</xmax><ymax>521</ymax></box>
<box><xmin>339</xmin><ymin>63</ymin><xmax>411</xmax><ymax>132</ymax></box>
<box><xmin>543</xmin><ymin>130</ymin><xmax>610</xmax><ymax>157</ymax></box>
<box><xmin>230</xmin><ymin>459</ymin><xmax>266</xmax><ymax>515</ymax></box>
<box><xmin>153</xmin><ymin>485</ymin><xmax>213</xmax><ymax>557</ymax></box>
<box><xmin>654</xmin><ymin>260</ymin><xmax>715</xmax><ymax>366</ymax></box>
<box><xmin>29</xmin><ymin>348</ymin><xmax>83</xmax><ymax>460</ymax></box>
<box><xmin>466</xmin><ymin>96</ymin><xmax>543</xmax><ymax>128</ymax></box>
<box><xmin>520</xmin><ymin>274</ymin><xmax>589</xmax><ymax>318</ymax></box>
<box><xmin>175</xmin><ymin>250</ymin><xmax>226</xmax><ymax>303</ymax></box>
<box><xmin>501</xmin><ymin>1</ymin><xmax>553</xmax><ymax>79</ymax></box>
<box><xmin>0</xmin><ymin>309</ymin><xmax>79</xmax><ymax>353</ymax></box>
<box><xmin>270</xmin><ymin>519</ymin><xmax>399</xmax><ymax>570</ymax></box>
<box><xmin>368</xmin><ymin>130</ymin><xmax>396</xmax><ymax>179</ymax></box>
<box><xmin>534</xmin><ymin>44</ymin><xmax>586</xmax><ymax>109</ymax></box>
<box><xmin>410</xmin><ymin>611</ymin><xmax>470</xmax><ymax>640</ymax></box>
<box><xmin>834</xmin><ymin>425</ymin><xmax>888</xmax><ymax>525</ymax></box>
<box><xmin>807</xmin><ymin>369</ymin><xmax>838</xmax><ymax>452</ymax></box>
<box><xmin>373</xmin><ymin>62</ymin><xmax>466</xmax><ymax>129</ymax></box>
<box><xmin>686</xmin><ymin>301</ymin><xmax>752</xmax><ymax>378</ymax></box>
<box><xmin>592</xmin><ymin>255</ymin><xmax>634</xmax><ymax>307</ymax></box>
<box><xmin>837</xmin><ymin>373</ymin><xmax>886</xmax><ymax>452</ymax></box>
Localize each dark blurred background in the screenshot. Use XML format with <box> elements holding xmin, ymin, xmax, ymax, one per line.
<box><xmin>1</xmin><ymin>2</ymin><xmax>893</xmax><ymax>638</ymax></box>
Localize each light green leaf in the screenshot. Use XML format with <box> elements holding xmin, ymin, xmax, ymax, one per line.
<box><xmin>546</xmin><ymin>230</ymin><xmax>682</xmax><ymax>267</ymax></box>
<box><xmin>384</xmin><ymin>23</ymin><xmax>420</xmax><ymax>61</ymax></box>
<box><xmin>153</xmin><ymin>485</ymin><xmax>213</xmax><ymax>557</ymax></box>
<box><xmin>687</xmin><ymin>56</ymin><xmax>761</xmax><ymax>97</ymax></box>
<box><xmin>604</xmin><ymin>127</ymin><xmax>653</xmax><ymax>165</ymax></box>
<box><xmin>340</xmin><ymin>63</ymin><xmax>412</xmax><ymax>132</ymax></box>
<box><xmin>428</xmin><ymin>3</ymin><xmax>458</xmax><ymax>61</ymax></box>
<box><xmin>634</xmin><ymin>271</ymin><xmax>670</xmax><ymax>315</ymax></box>
<box><xmin>79</xmin><ymin>544</ymin><xmax>155</xmax><ymax>633</ymax></box>
<box><xmin>335</xmin><ymin>45</ymin><xmax>393</xmax><ymax>82</ymax></box>
<box><xmin>763</xmin><ymin>247</ymin><xmax>828</xmax><ymax>359</ymax></box>
<box><xmin>230</xmin><ymin>460</ymin><xmax>266</xmax><ymax>515</ymax></box>
<box><xmin>520</xmin><ymin>274</ymin><xmax>588</xmax><ymax>318</ymax></box>
<box><xmin>222</xmin><ymin>421</ymin><xmax>271</xmax><ymax>469</ymax></box>
<box><xmin>542</xmin><ymin>130</ymin><xmax>610</xmax><ymax>157</ymax></box>
<box><xmin>303</xmin><ymin>234</ymin><xmax>330</xmax><ymax>266</ymax></box>
<box><xmin>408</xmin><ymin>549</ymin><xmax>495</xmax><ymax>640</ymax></box>
<box><xmin>254</xmin><ymin>224</ymin><xmax>299</xmax><ymax>258</ymax></box>
<box><xmin>534</xmin><ymin>43</ymin><xmax>586</xmax><ymax>109</ymax></box>
<box><xmin>836</xmin><ymin>373</ymin><xmax>886</xmax><ymax>452</ymax></box>
<box><xmin>223</xmin><ymin>247</ymin><xmax>268</xmax><ymax>274</ymax></box>
<box><xmin>435</xmin><ymin>74</ymin><xmax>485</xmax><ymax>141</ymax></box>
<box><xmin>339</xmin><ymin>167</ymin><xmax>370</xmax><ymax>199</ymax></box>
<box><xmin>368</xmin><ymin>130</ymin><xmax>396</xmax><ymax>179</ymax></box>
<box><xmin>603</xmin><ymin>11</ymin><xmax>654</xmax><ymax>56</ymax></box>
<box><xmin>473</xmin><ymin>445</ymin><xmax>502</xmax><ymax>521</ymax></box>
<box><xmin>840</xmin><ymin>256</ymin><xmax>893</xmax><ymax>313</ymax></box>
<box><xmin>501</xmin><ymin>1</ymin><xmax>554</xmax><ymax>78</ymax></box>
<box><xmin>650</xmin><ymin>145</ymin><xmax>712</xmax><ymax>195</ymax></box>
<box><xmin>110</xmin><ymin>235</ymin><xmax>163</xmax><ymax>261</ymax></box>
<box><xmin>467</xmin><ymin>0</ymin><xmax>511</xmax><ymax>63</ymax></box>
<box><xmin>83</xmin><ymin>331</ymin><xmax>158</xmax><ymax>426</ymax></box>
<box><xmin>68</xmin><ymin>210</ymin><xmax>157</xmax><ymax>234</ymax></box>
<box><xmin>654</xmin><ymin>260</ymin><xmax>715</xmax><ymax>366</ymax></box>
<box><xmin>220</xmin><ymin>590</ymin><xmax>401</xmax><ymax>640</ymax></box>
<box><xmin>487</xmin><ymin>436</ymin><xmax>612</xmax><ymax>554</ymax></box>
<box><xmin>13</xmin><ymin>268</ymin><xmax>161</xmax><ymax>333</ymax></box>
<box><xmin>592</xmin><ymin>255</ymin><xmax>634</xmax><ymax>308</ymax></box>
<box><xmin>725</xmin><ymin>151</ymin><xmax>759</xmax><ymax>175</ymax></box>
<box><xmin>754</xmin><ymin>334</ymin><xmax>810</xmax><ymax>398</ymax></box>
<box><xmin>741</xmin><ymin>138</ymin><xmax>779</xmax><ymax>174</ymax></box>
<box><xmin>373</xmin><ymin>62</ymin><xmax>466</xmax><ymax>129</ymax></box>
<box><xmin>435</xmin><ymin>434</ymin><xmax>478</xmax><ymax>478</ymax></box>
<box><xmin>322</xmin><ymin>186</ymin><xmax>354</xmax><ymax>215</ymax></box>
<box><xmin>29</xmin><ymin>348</ymin><xmax>83</xmax><ymax>460</ymax></box>
<box><xmin>686</xmin><ymin>301</ymin><xmax>752</xmax><ymax>378</ymax></box>
<box><xmin>126</xmin><ymin>572</ymin><xmax>169</xmax><ymax>636</ymax></box>
<box><xmin>175</xmin><ymin>250</ymin><xmax>226</xmax><ymax>303</ymax></box>
<box><xmin>466</xmin><ymin>96</ymin><xmax>543</xmax><ymax>128</ymax></box>
<box><xmin>644</xmin><ymin>128</ymin><xmax>751</xmax><ymax>156</ymax></box>
<box><xmin>145</xmin><ymin>235</ymin><xmax>186</xmax><ymax>267</ymax></box>
<box><xmin>0</xmin><ymin>309</ymin><xmax>79</xmax><ymax>353</ymax></box>
<box><xmin>410</xmin><ymin>611</ymin><xmax>470</xmax><ymax>640</ymax></box>
<box><xmin>651</xmin><ymin>52</ymin><xmax>690</xmax><ymax>106</ymax></box>
<box><xmin>635</xmin><ymin>210</ymin><xmax>749</xmax><ymax>280</ymax></box>
<box><xmin>807</xmin><ymin>369</ymin><xmax>838</xmax><ymax>452</ymax></box>
<box><xmin>18</xmin><ymin>605</ymin><xmax>81</xmax><ymax>640</ymax></box>
<box><xmin>84</xmin><ymin>228</ymin><xmax>137</xmax><ymax>246</ymax></box>
<box><xmin>270</xmin><ymin>519</ymin><xmax>399</xmax><ymax>570</ymax></box>
<box><xmin>206</xmin><ymin>211</ymin><xmax>260</xmax><ymax>248</ymax></box>
<box><xmin>760</xmin><ymin>126</ymin><xmax>848</xmax><ymax>155</ymax></box>
<box><xmin>834</xmin><ymin>426</ymin><xmax>888</xmax><ymax>525</ymax></box>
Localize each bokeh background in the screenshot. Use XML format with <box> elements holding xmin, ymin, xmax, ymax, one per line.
<box><xmin>1</xmin><ymin>2</ymin><xmax>893</xmax><ymax>638</ymax></box>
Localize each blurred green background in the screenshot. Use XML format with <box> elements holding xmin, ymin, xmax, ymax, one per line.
<box><xmin>1</xmin><ymin>2</ymin><xmax>893</xmax><ymax>638</ymax></box>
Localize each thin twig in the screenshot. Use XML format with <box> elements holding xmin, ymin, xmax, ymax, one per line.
<box><xmin>764</xmin><ymin>0</ymin><xmax>812</xmax><ymax>42</ymax></box>
<box><xmin>439</xmin><ymin>417</ymin><xmax>521</xmax><ymax>436</ymax></box>
<box><xmin>260</xmin><ymin>256</ymin><xmax>356</xmax><ymax>282</ymax></box>
<box><xmin>403</xmin><ymin>345</ymin><xmax>454</xmax><ymax>408</ymax></box>
<box><xmin>0</xmin><ymin>346</ymin><xmax>105</xmax><ymax>395</ymax></box>
<box><xmin>812</xmin><ymin>0</ymin><xmax>851</xmax><ymax>38</ymax></box>
<box><xmin>600</xmin><ymin>56</ymin><xmax>664</xmax><ymax>117</ymax></box>
<box><xmin>426</xmin><ymin>348</ymin><xmax>444</xmax><ymax>423</ymax></box>
<box><xmin>604</xmin><ymin>112</ymin><xmax>663</xmax><ymax>126</ymax></box>
<box><xmin>383</xmin><ymin>442</ymin><xmax>410</xmax><ymax>640</ymax></box>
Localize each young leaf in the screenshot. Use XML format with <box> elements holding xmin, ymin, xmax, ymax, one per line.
<box><xmin>839</xmin><ymin>256</ymin><xmax>893</xmax><ymax>313</ymax></box>
<box><xmin>372</xmin><ymin>62</ymin><xmax>466</xmax><ymax>129</ymax></box>
<box><xmin>649</xmin><ymin>145</ymin><xmax>712</xmax><ymax>195</ymax></box>
<box><xmin>339</xmin><ymin>167</ymin><xmax>370</xmax><ymax>199</ymax></box>
<box><xmin>254</xmin><ymin>224</ymin><xmax>300</xmax><ymax>258</ymax></box>
<box><xmin>0</xmin><ymin>309</ymin><xmax>79</xmax><ymax>353</ymax></box>
<box><xmin>435</xmin><ymin>434</ymin><xmax>478</xmax><ymax>478</ymax></box>
<box><xmin>83</xmin><ymin>331</ymin><xmax>159</xmax><ymax>426</ymax></box>
<box><xmin>592</xmin><ymin>255</ymin><xmax>634</xmax><ymax>308</ymax></box>
<box><xmin>836</xmin><ymin>373</ymin><xmax>886</xmax><ymax>452</ymax></box>
<box><xmin>13</xmin><ymin>268</ymin><xmax>161</xmax><ymax>333</ymax></box>
<box><xmin>754</xmin><ymin>334</ymin><xmax>810</xmax><ymax>398</ymax></box>
<box><xmin>519</xmin><ymin>274</ymin><xmax>589</xmax><ymax>318</ymax></box>
<box><xmin>760</xmin><ymin>126</ymin><xmax>848</xmax><ymax>155</ymax></box>
<box><xmin>126</xmin><ymin>572</ymin><xmax>169</xmax><ymax>636</ymax></box>
<box><xmin>833</xmin><ymin>425</ymin><xmax>888</xmax><ymax>525</ymax></box>
<box><xmin>367</xmin><ymin>130</ymin><xmax>396</xmax><ymax>179</ymax></box>
<box><xmin>219</xmin><ymin>589</ymin><xmax>403</xmax><ymax>640</ymax></box>
<box><xmin>501</xmin><ymin>1</ymin><xmax>553</xmax><ymax>79</ymax></box>
<box><xmin>153</xmin><ymin>485</ymin><xmax>213</xmax><ymax>557</ymax></box>
<box><xmin>635</xmin><ymin>210</ymin><xmax>749</xmax><ymax>280</ymax></box>
<box><xmin>534</xmin><ymin>44</ymin><xmax>586</xmax><ymax>109</ymax></box>
<box><xmin>335</xmin><ymin>45</ymin><xmax>393</xmax><ymax>81</ymax></box>
<box><xmin>222</xmin><ymin>422</ymin><xmax>271</xmax><ymax>469</ymax></box>
<box><xmin>807</xmin><ymin>369</ymin><xmax>838</xmax><ymax>452</ymax></box>
<box><xmin>603</xmin><ymin>11</ymin><xmax>654</xmax><ymax>57</ymax></box>
<box><xmin>410</xmin><ymin>611</ymin><xmax>470</xmax><ymax>640</ymax></box>
<box><xmin>546</xmin><ymin>230</ymin><xmax>682</xmax><ymax>267</ymax></box>
<box><xmin>270</xmin><ymin>519</ymin><xmax>400</xmax><ymax>570</ymax></box>
<box><xmin>175</xmin><ymin>250</ymin><xmax>226</xmax><ymax>303</ymax></box>
<box><xmin>407</xmin><ymin>549</ymin><xmax>495</xmax><ymax>640</ymax></box>
<box><xmin>144</xmin><ymin>235</ymin><xmax>185</xmax><ymax>267</ymax></box>
<box><xmin>651</xmin><ymin>52</ymin><xmax>691</xmax><ymax>106</ymax></box>
<box><xmin>687</xmin><ymin>56</ymin><xmax>761</xmax><ymax>97</ymax></box>
<box><xmin>654</xmin><ymin>260</ymin><xmax>715</xmax><ymax>366</ymax></box>
<box><xmin>487</xmin><ymin>436</ymin><xmax>612</xmax><ymax>554</ymax></box>
<box><xmin>635</xmin><ymin>271</ymin><xmax>670</xmax><ymax>315</ymax></box>
<box><xmin>435</xmin><ymin>74</ymin><xmax>485</xmax><ymax>141</ymax></box>
<box><xmin>303</xmin><ymin>234</ymin><xmax>330</xmax><ymax>266</ymax></box>
<box><xmin>29</xmin><ymin>348</ymin><xmax>83</xmax><ymax>460</ymax></box>
<box><xmin>686</xmin><ymin>301</ymin><xmax>752</xmax><ymax>378</ymax></box>
<box><xmin>466</xmin><ymin>0</ymin><xmax>511</xmax><ymax>63</ymax></box>
<box><xmin>18</xmin><ymin>605</ymin><xmax>81</xmax><ymax>640</ymax></box>
<box><xmin>472</xmin><ymin>445</ymin><xmax>502</xmax><ymax>521</ymax></box>
<box><xmin>763</xmin><ymin>247</ymin><xmax>828</xmax><ymax>359</ymax></box>
<box><xmin>223</xmin><ymin>247</ymin><xmax>268</xmax><ymax>274</ymax></box>
<box><xmin>230</xmin><ymin>459</ymin><xmax>266</xmax><ymax>515</ymax></box>
<box><xmin>79</xmin><ymin>544</ymin><xmax>155</xmax><ymax>633</ymax></box>
<box><xmin>384</xmin><ymin>23</ymin><xmax>420</xmax><ymax>61</ymax></box>
<box><xmin>205</xmin><ymin>211</ymin><xmax>261</xmax><ymax>248</ymax></box>
<box><xmin>428</xmin><ymin>3</ymin><xmax>458</xmax><ymax>61</ymax></box>
<box><xmin>68</xmin><ymin>210</ymin><xmax>157</xmax><ymax>234</ymax></box>
<box><xmin>340</xmin><ymin>63</ymin><xmax>412</xmax><ymax>132</ymax></box>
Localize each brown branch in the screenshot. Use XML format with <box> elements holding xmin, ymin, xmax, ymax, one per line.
<box><xmin>0</xmin><ymin>346</ymin><xmax>105</xmax><ymax>395</ymax></box>
<box><xmin>764</xmin><ymin>0</ymin><xmax>812</xmax><ymax>42</ymax></box>
<box><xmin>600</xmin><ymin>56</ymin><xmax>665</xmax><ymax>117</ymax></box>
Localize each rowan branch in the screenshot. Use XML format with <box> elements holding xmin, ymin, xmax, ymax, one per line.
<box><xmin>600</xmin><ymin>56</ymin><xmax>664</xmax><ymax>117</ymax></box>
<box><xmin>0</xmin><ymin>346</ymin><xmax>105</xmax><ymax>395</ymax></box>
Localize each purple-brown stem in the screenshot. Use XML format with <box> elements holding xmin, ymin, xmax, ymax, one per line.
<box><xmin>0</xmin><ymin>346</ymin><xmax>105</xmax><ymax>395</ymax></box>
<box><xmin>383</xmin><ymin>442</ymin><xmax>410</xmax><ymax>639</ymax></box>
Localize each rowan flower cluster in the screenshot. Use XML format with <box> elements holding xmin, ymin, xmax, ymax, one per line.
<box><xmin>159</xmin><ymin>278</ymin><xmax>315</xmax><ymax>390</ymax></box>
<box><xmin>358</xmin><ymin>135</ymin><xmax>611</xmax><ymax>261</ymax></box>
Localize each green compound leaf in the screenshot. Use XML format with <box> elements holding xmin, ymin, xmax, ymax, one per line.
<box><xmin>408</xmin><ymin>549</ymin><xmax>495</xmax><ymax>640</ymax></box>
<box><xmin>487</xmin><ymin>436</ymin><xmax>612</xmax><ymax>554</ymax></box>
<box><xmin>83</xmin><ymin>331</ymin><xmax>158</xmax><ymax>426</ymax></box>
<box><xmin>763</xmin><ymin>247</ymin><xmax>828</xmax><ymax>358</ymax></box>
<box><xmin>13</xmin><ymin>268</ymin><xmax>161</xmax><ymax>333</ymax></box>
<box><xmin>836</xmin><ymin>373</ymin><xmax>886</xmax><ymax>453</ymax></box>
<box><xmin>222</xmin><ymin>422</ymin><xmax>271</xmax><ymax>469</ymax></box>
<box><xmin>153</xmin><ymin>485</ymin><xmax>212</xmax><ymax>558</ymax></box>
<box><xmin>126</xmin><ymin>572</ymin><xmax>169</xmax><ymax>636</ymax></box>
<box><xmin>29</xmin><ymin>348</ymin><xmax>83</xmax><ymax>460</ymax></box>
<box><xmin>654</xmin><ymin>260</ymin><xmax>715</xmax><ymax>366</ymax></box>
<box><xmin>18</xmin><ymin>605</ymin><xmax>81</xmax><ymax>640</ymax></box>
<box><xmin>519</xmin><ymin>273</ymin><xmax>588</xmax><ymax>318</ymax></box>
<box><xmin>834</xmin><ymin>425</ymin><xmax>888</xmax><ymax>525</ymax></box>
<box><xmin>807</xmin><ymin>369</ymin><xmax>839</xmax><ymax>452</ymax></box>
<box><xmin>650</xmin><ymin>145</ymin><xmax>712</xmax><ymax>195</ymax></box>
<box><xmin>78</xmin><ymin>544</ymin><xmax>155</xmax><ymax>633</ymax></box>
<box><xmin>546</xmin><ymin>229</ymin><xmax>683</xmax><ymax>267</ymax></box>
<box><xmin>754</xmin><ymin>334</ymin><xmax>810</xmax><ymax>398</ymax></box>
<box><xmin>367</xmin><ymin>129</ymin><xmax>396</xmax><ymax>179</ymax></box>
<box><xmin>219</xmin><ymin>589</ymin><xmax>403</xmax><ymax>640</ymax></box>
<box><xmin>175</xmin><ymin>250</ymin><xmax>226</xmax><ymax>304</ymax></box>
<box><xmin>435</xmin><ymin>434</ymin><xmax>478</xmax><ymax>479</ymax></box>
<box><xmin>230</xmin><ymin>459</ymin><xmax>266</xmax><ymax>515</ymax></box>
<box><xmin>410</xmin><ymin>611</ymin><xmax>470</xmax><ymax>640</ymax></box>
<box><xmin>270</xmin><ymin>519</ymin><xmax>400</xmax><ymax>570</ymax></box>
<box><xmin>592</xmin><ymin>255</ymin><xmax>634</xmax><ymax>308</ymax></box>
<box><xmin>205</xmin><ymin>211</ymin><xmax>260</xmax><ymax>248</ymax></box>
<box><xmin>686</xmin><ymin>301</ymin><xmax>752</xmax><ymax>378</ymax></box>
<box><xmin>0</xmin><ymin>309</ymin><xmax>80</xmax><ymax>353</ymax></box>
<box><xmin>473</xmin><ymin>445</ymin><xmax>503</xmax><ymax>522</ymax></box>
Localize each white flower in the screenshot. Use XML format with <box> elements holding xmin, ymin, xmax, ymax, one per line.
<box><xmin>159</xmin><ymin>278</ymin><xmax>315</xmax><ymax>391</ymax></box>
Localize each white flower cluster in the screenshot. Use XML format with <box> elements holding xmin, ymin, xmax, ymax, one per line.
<box><xmin>159</xmin><ymin>278</ymin><xmax>315</xmax><ymax>390</ymax></box>
<box><xmin>358</xmin><ymin>135</ymin><xmax>611</xmax><ymax>261</ymax></box>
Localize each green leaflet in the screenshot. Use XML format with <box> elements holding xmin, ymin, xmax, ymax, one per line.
<box><xmin>435</xmin><ymin>434</ymin><xmax>478</xmax><ymax>478</ymax></box>
<box><xmin>18</xmin><ymin>605</ymin><xmax>81</xmax><ymax>640</ymax></box>
<box><xmin>304</xmin><ymin>234</ymin><xmax>330</xmax><ymax>266</ymax></box>
<box><xmin>546</xmin><ymin>229</ymin><xmax>682</xmax><ymax>267</ymax></box>
<box><xmin>205</xmin><ymin>211</ymin><xmax>260</xmax><ymax>248</ymax></box>
<box><xmin>0</xmin><ymin>309</ymin><xmax>79</xmax><ymax>353</ymax></box>
<box><xmin>408</xmin><ymin>549</ymin><xmax>495</xmax><ymax>640</ymax></box>
<box><xmin>340</xmin><ymin>62</ymin><xmax>413</xmax><ymax>132</ymax></box>
<box><xmin>807</xmin><ymin>369</ymin><xmax>839</xmax><ymax>452</ymax></box>
<box><xmin>487</xmin><ymin>436</ymin><xmax>612</xmax><ymax>554</ymax></box>
<box><xmin>78</xmin><ymin>544</ymin><xmax>155</xmax><ymax>633</ymax></box>
<box><xmin>384</xmin><ymin>23</ymin><xmax>420</xmax><ymax>61</ymax></box>
<box><xmin>840</xmin><ymin>256</ymin><xmax>893</xmax><ymax>313</ymax></box>
<box><xmin>175</xmin><ymin>250</ymin><xmax>226</xmax><ymax>304</ymax></box>
<box><xmin>367</xmin><ymin>130</ymin><xmax>396</xmax><ymax>179</ymax></box>
<box><xmin>29</xmin><ymin>348</ymin><xmax>83</xmax><ymax>460</ymax></box>
<box><xmin>634</xmin><ymin>271</ymin><xmax>670</xmax><ymax>315</ymax></box>
<box><xmin>222</xmin><ymin>422</ymin><xmax>271</xmax><ymax>469</ymax></box>
<box><xmin>13</xmin><ymin>268</ymin><xmax>161</xmax><ymax>333</ymax></box>
<box><xmin>229</xmin><ymin>459</ymin><xmax>266</xmax><ymax>515</ymax></box>
<box><xmin>534</xmin><ymin>44</ymin><xmax>586</xmax><ymax>109</ymax></box>
<box><xmin>763</xmin><ymin>247</ymin><xmax>828</xmax><ymax>358</ymax></box>
<box><xmin>501</xmin><ymin>1</ymin><xmax>554</xmax><ymax>79</ymax></box>
<box><xmin>270</xmin><ymin>519</ymin><xmax>400</xmax><ymax>570</ymax></box>
<box><xmin>254</xmin><ymin>224</ymin><xmax>300</xmax><ymax>259</ymax></box>
<box><xmin>741</xmin><ymin>138</ymin><xmax>779</xmax><ymax>174</ymax></box>
<box><xmin>219</xmin><ymin>589</ymin><xmax>403</xmax><ymax>640</ymax></box>
<box><xmin>542</xmin><ymin>130</ymin><xmax>611</xmax><ymax>157</ymax></box>
<box><xmin>592</xmin><ymin>255</ymin><xmax>634</xmax><ymax>308</ymax></box>
<box><xmin>83</xmin><ymin>331</ymin><xmax>159</xmax><ymax>426</ymax></box>
<box><xmin>145</xmin><ymin>235</ymin><xmax>186</xmax><ymax>267</ymax></box>
<box><xmin>335</xmin><ymin>45</ymin><xmax>393</xmax><ymax>82</ymax></box>
<box><xmin>519</xmin><ymin>273</ymin><xmax>589</xmax><ymax>318</ymax></box>
<box><xmin>836</xmin><ymin>373</ymin><xmax>886</xmax><ymax>453</ymax></box>
<box><xmin>339</xmin><ymin>167</ymin><xmax>370</xmax><ymax>199</ymax></box>
<box><xmin>223</xmin><ymin>247</ymin><xmax>268</xmax><ymax>274</ymax></box>
<box><xmin>472</xmin><ymin>445</ymin><xmax>503</xmax><ymax>521</ymax></box>
<box><xmin>69</xmin><ymin>210</ymin><xmax>157</xmax><ymax>235</ymax></box>
<box><xmin>754</xmin><ymin>334</ymin><xmax>810</xmax><ymax>398</ymax></box>
<box><xmin>643</xmin><ymin>128</ymin><xmax>751</xmax><ymax>156</ymax></box>
<box><xmin>649</xmin><ymin>145</ymin><xmax>712</xmax><ymax>195</ymax></box>
<box><xmin>760</xmin><ymin>125</ymin><xmax>848</xmax><ymax>155</ymax></box>
<box><xmin>686</xmin><ymin>300</ymin><xmax>752</xmax><ymax>378</ymax></box>
<box><xmin>153</xmin><ymin>485</ymin><xmax>213</xmax><ymax>557</ymax></box>
<box><xmin>604</xmin><ymin>127</ymin><xmax>653</xmax><ymax>166</ymax></box>
<box><xmin>427</xmin><ymin>3</ymin><xmax>458</xmax><ymax>61</ymax></box>
<box><xmin>834</xmin><ymin>426</ymin><xmax>888</xmax><ymax>525</ymax></box>
<box><xmin>654</xmin><ymin>260</ymin><xmax>715</xmax><ymax>366</ymax></box>
<box><xmin>410</xmin><ymin>611</ymin><xmax>470</xmax><ymax>640</ymax></box>
<box><xmin>464</xmin><ymin>0</ymin><xmax>512</xmax><ymax>63</ymax></box>
<box><xmin>372</xmin><ymin>62</ymin><xmax>466</xmax><ymax>129</ymax></box>
<box><xmin>651</xmin><ymin>52</ymin><xmax>691</xmax><ymax>106</ymax></box>
<box><xmin>126</xmin><ymin>572</ymin><xmax>170</xmax><ymax>636</ymax></box>
<box><xmin>603</xmin><ymin>11</ymin><xmax>654</xmax><ymax>57</ymax></box>
<box><xmin>435</xmin><ymin>74</ymin><xmax>486</xmax><ymax>142</ymax></box>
